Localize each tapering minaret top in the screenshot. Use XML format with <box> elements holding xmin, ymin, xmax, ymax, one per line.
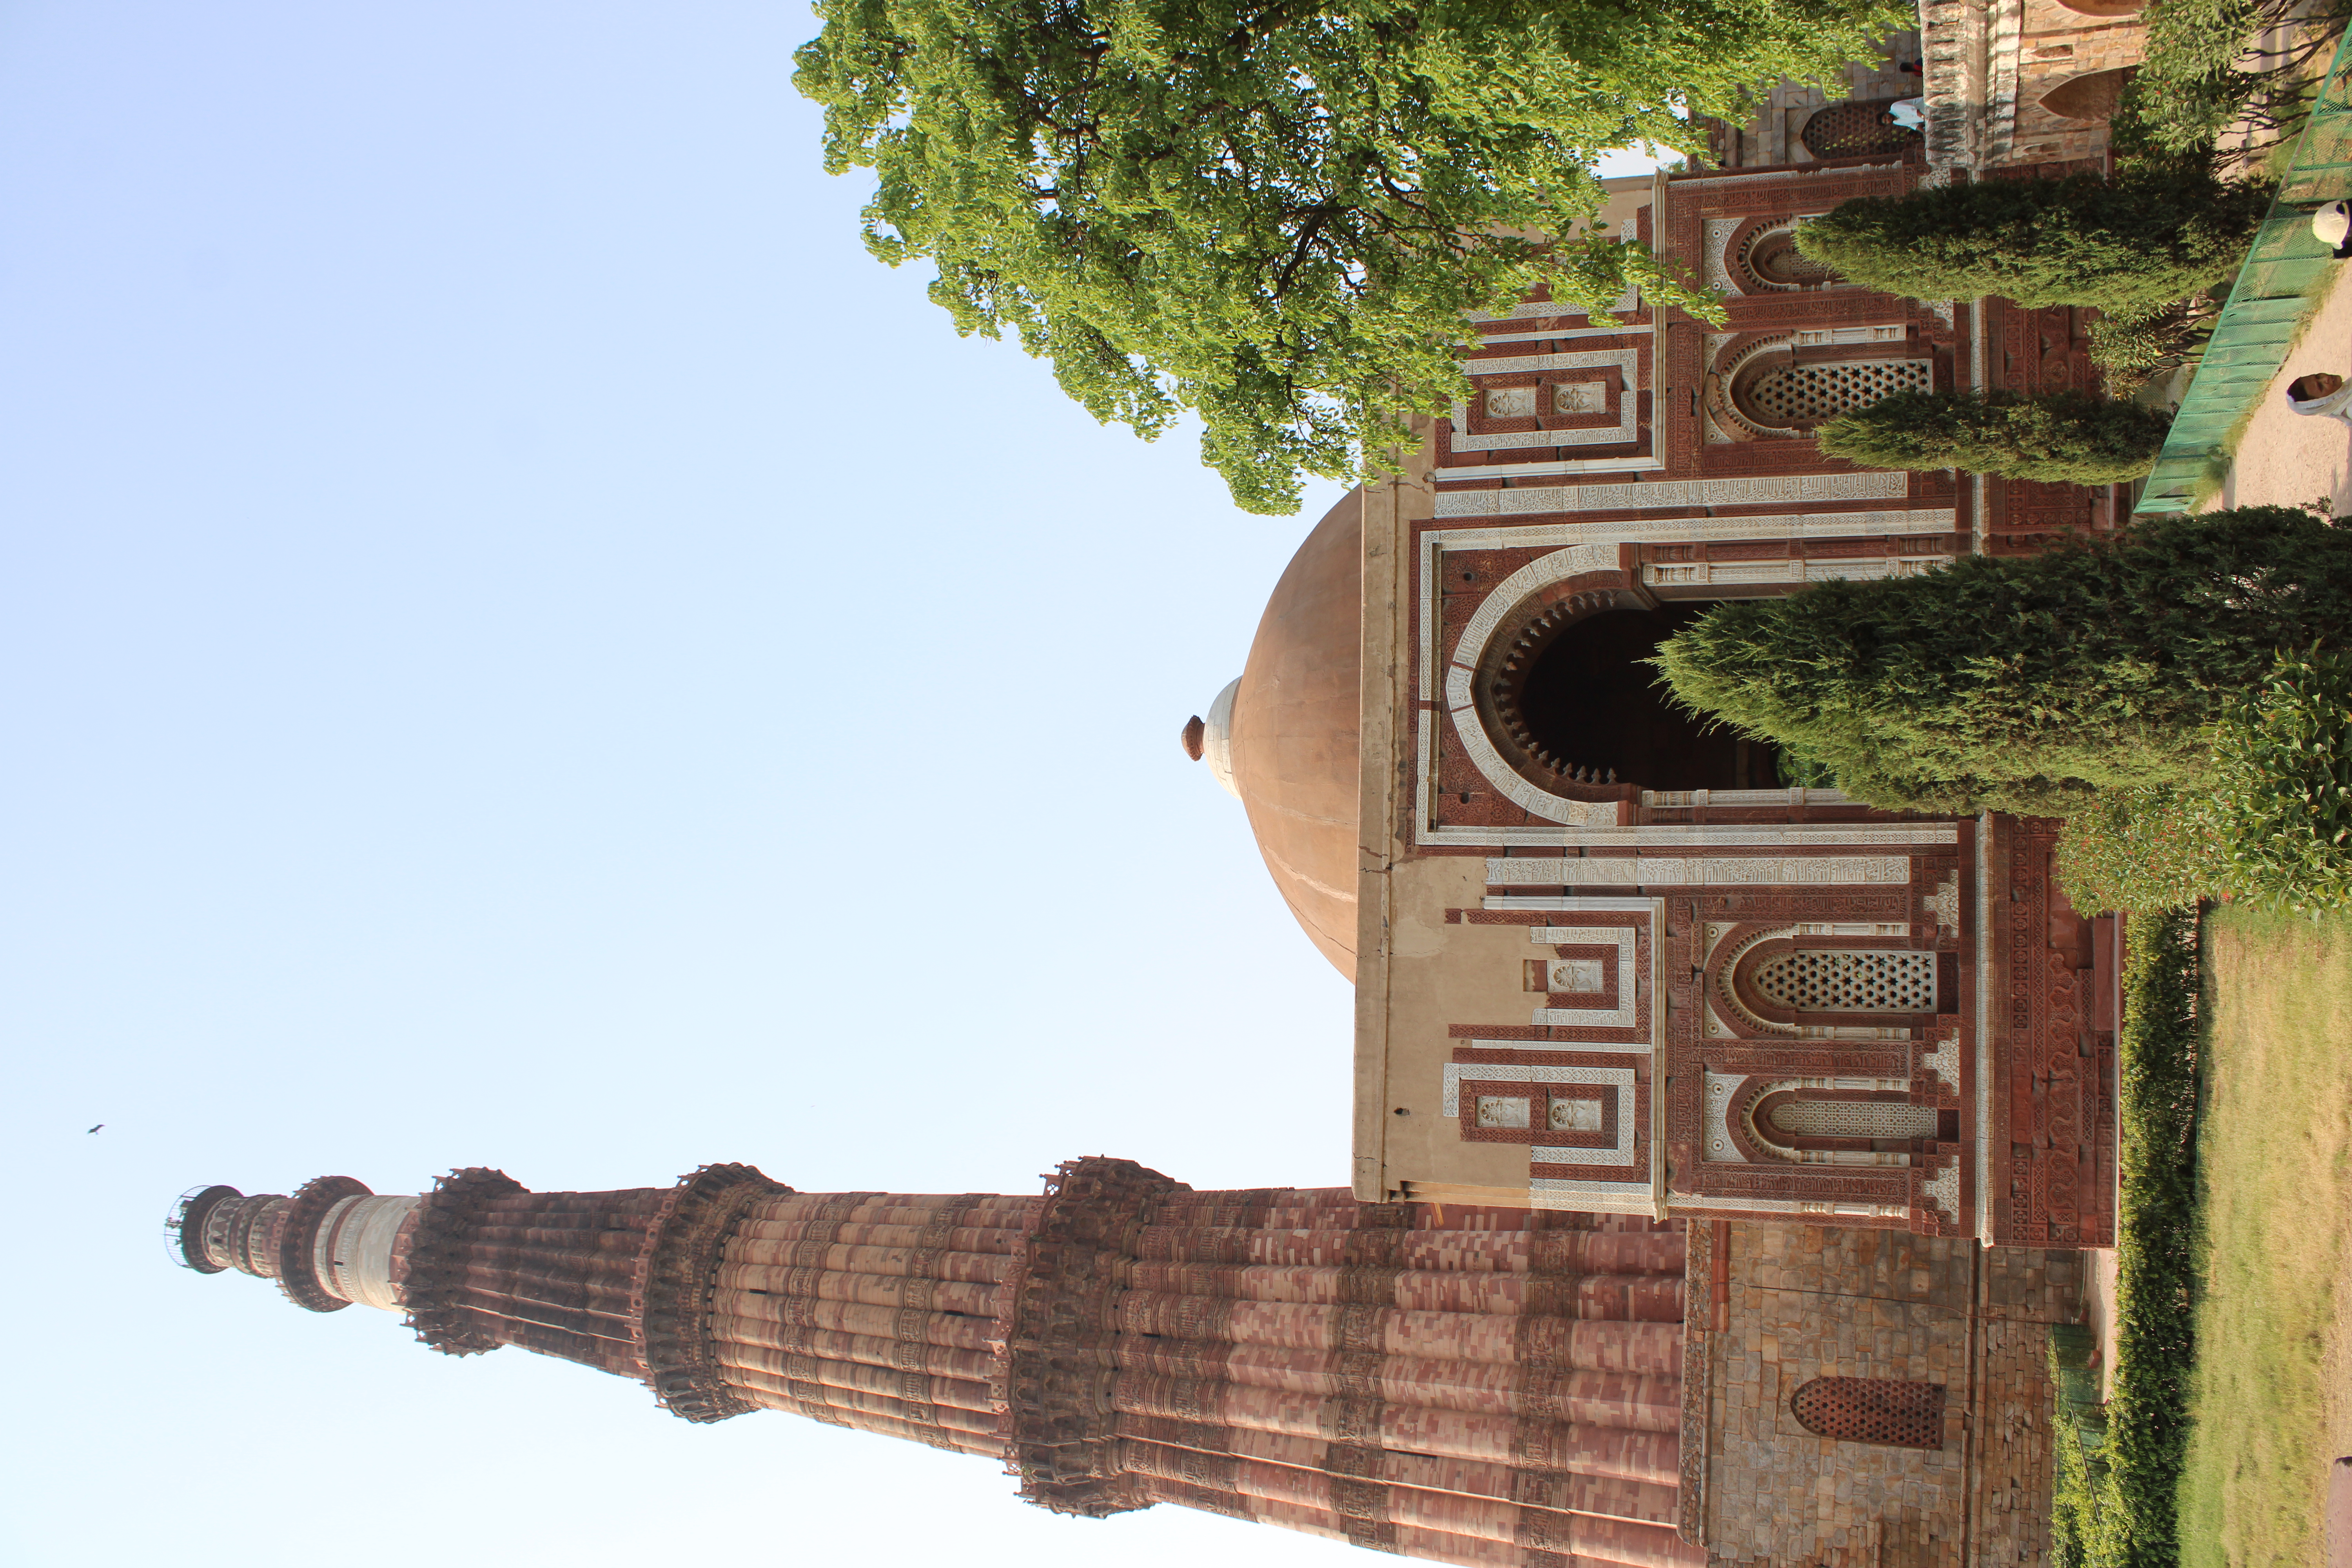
<box><xmin>174</xmin><ymin>1178</ymin><xmax>417</xmax><ymax>1313</ymax></box>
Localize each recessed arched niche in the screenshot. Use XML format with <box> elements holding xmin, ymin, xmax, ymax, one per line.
<box><xmin>1483</xmin><ymin>603</ymin><xmax>1767</xmax><ymax>791</ymax></box>
<box><xmin>2040</xmin><ymin>66</ymin><xmax>2137</xmax><ymax>123</ymax></box>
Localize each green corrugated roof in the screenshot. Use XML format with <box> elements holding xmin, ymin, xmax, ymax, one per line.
<box><xmin>2136</xmin><ymin>27</ymin><xmax>2352</xmax><ymax>514</ymax></box>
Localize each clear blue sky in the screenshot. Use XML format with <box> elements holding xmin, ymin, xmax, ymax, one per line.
<box><xmin>0</xmin><ymin>7</ymin><xmax>1660</xmax><ymax>1564</ymax></box>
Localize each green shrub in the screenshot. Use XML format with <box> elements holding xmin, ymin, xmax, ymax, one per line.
<box><xmin>2057</xmin><ymin>787</ymin><xmax>2232</xmax><ymax>914</ymax></box>
<box><xmin>2048</xmin><ymin>906</ymin><xmax>2203</xmax><ymax>1568</ymax></box>
<box><xmin>2058</xmin><ymin>650</ymin><xmax>2352</xmax><ymax>915</ymax></box>
<box><xmin>2052</xmin><ymin>1414</ymin><xmax>2100</xmax><ymax>1568</ymax></box>
<box><xmin>2087</xmin><ymin>303</ymin><xmax>2214</xmax><ymax>395</ymax></box>
<box><xmin>2115</xmin><ymin>0</ymin><xmax>2336</xmax><ymax>160</ymax></box>
<box><xmin>2207</xmin><ymin>648</ymin><xmax>2352</xmax><ymax>912</ymax></box>
<box><xmin>2051</xmin><ymin>1326</ymin><xmax>2113</xmax><ymax>1568</ymax></box>
<box><xmin>1649</xmin><ymin>506</ymin><xmax>2352</xmax><ymax>814</ymax></box>
<box><xmin>1818</xmin><ymin>390</ymin><xmax>2171</xmax><ymax>483</ymax></box>
<box><xmin>1795</xmin><ymin>170</ymin><xmax>2271</xmax><ymax>317</ymax></box>
<box><xmin>2118</xmin><ymin>0</ymin><xmax>2264</xmax><ymax>158</ymax></box>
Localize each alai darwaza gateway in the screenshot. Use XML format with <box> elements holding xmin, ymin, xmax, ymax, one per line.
<box><xmin>179</xmin><ymin>116</ymin><xmax>2116</xmax><ymax>1568</ymax></box>
<box><xmin>1185</xmin><ymin>165</ymin><xmax>2117</xmax><ymax>1257</ymax></box>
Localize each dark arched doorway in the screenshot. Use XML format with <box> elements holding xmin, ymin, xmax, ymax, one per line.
<box><xmin>1498</xmin><ymin>604</ymin><xmax>1777</xmax><ymax>790</ymax></box>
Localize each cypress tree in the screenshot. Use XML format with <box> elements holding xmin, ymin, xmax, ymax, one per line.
<box><xmin>1650</xmin><ymin>506</ymin><xmax>2352</xmax><ymax>814</ymax></box>
<box><xmin>1818</xmin><ymin>389</ymin><xmax>2172</xmax><ymax>483</ymax></box>
<box><xmin>1794</xmin><ymin>169</ymin><xmax>2270</xmax><ymax>316</ymax></box>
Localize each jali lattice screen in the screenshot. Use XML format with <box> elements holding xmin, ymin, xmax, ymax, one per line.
<box><xmin>1742</xmin><ymin>359</ymin><xmax>1930</xmax><ymax>426</ymax></box>
<box><xmin>1791</xmin><ymin>1376</ymin><xmax>1947</xmax><ymax>1448</ymax></box>
<box><xmin>1753</xmin><ymin>949</ymin><xmax>1936</xmax><ymax>1012</ymax></box>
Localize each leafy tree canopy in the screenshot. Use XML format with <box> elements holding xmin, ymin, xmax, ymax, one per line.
<box><xmin>795</xmin><ymin>0</ymin><xmax>1902</xmax><ymax>511</ymax></box>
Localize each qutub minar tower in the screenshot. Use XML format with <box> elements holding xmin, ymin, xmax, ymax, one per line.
<box><xmin>176</xmin><ymin>1162</ymin><xmax>1694</xmax><ymax>1567</ymax></box>
<box><xmin>181</xmin><ymin>35</ymin><xmax>2138</xmax><ymax>1567</ymax></box>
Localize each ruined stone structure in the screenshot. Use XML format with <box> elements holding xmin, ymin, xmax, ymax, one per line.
<box><xmin>1703</xmin><ymin>34</ymin><xmax>1933</xmax><ymax>170</ymax></box>
<box><xmin>1689</xmin><ymin>1223</ymin><xmax>2083</xmax><ymax>1568</ymax></box>
<box><xmin>1699</xmin><ymin>17</ymin><xmax>2148</xmax><ymax>176</ymax></box>
<box><xmin>1917</xmin><ymin>0</ymin><xmax>2147</xmax><ymax>172</ymax></box>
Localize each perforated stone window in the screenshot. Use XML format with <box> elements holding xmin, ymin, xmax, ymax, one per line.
<box><xmin>1799</xmin><ymin>100</ymin><xmax>1925</xmax><ymax>160</ymax></box>
<box><xmin>1791</xmin><ymin>1377</ymin><xmax>1946</xmax><ymax>1448</ymax></box>
<box><xmin>1742</xmin><ymin>359</ymin><xmax>1929</xmax><ymax>427</ymax></box>
<box><xmin>1753</xmin><ymin>949</ymin><xmax>1936</xmax><ymax>1013</ymax></box>
<box><xmin>1768</xmin><ymin>1099</ymin><xmax>1941</xmax><ymax>1140</ymax></box>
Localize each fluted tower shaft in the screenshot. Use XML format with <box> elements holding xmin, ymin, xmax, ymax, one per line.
<box><xmin>175</xmin><ymin>1158</ymin><xmax>1698</xmax><ymax>1568</ymax></box>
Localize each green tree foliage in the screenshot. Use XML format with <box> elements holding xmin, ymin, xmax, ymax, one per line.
<box><xmin>2062</xmin><ymin>649</ymin><xmax>2352</xmax><ymax>915</ymax></box>
<box><xmin>2045</xmin><ymin>907</ymin><xmax>2202</xmax><ymax>1568</ymax></box>
<box><xmin>1818</xmin><ymin>389</ymin><xmax>2172</xmax><ymax>483</ymax></box>
<box><xmin>2208</xmin><ymin>647</ymin><xmax>2352</xmax><ymax>909</ymax></box>
<box><xmin>2115</xmin><ymin>0</ymin><xmax>2339</xmax><ymax>160</ymax></box>
<box><xmin>2054</xmin><ymin>786</ymin><xmax>2229</xmax><ymax>914</ymax></box>
<box><xmin>1793</xmin><ymin>169</ymin><xmax>2271</xmax><ymax>319</ymax></box>
<box><xmin>794</xmin><ymin>0</ymin><xmax>1904</xmax><ymax>512</ymax></box>
<box><xmin>1649</xmin><ymin>506</ymin><xmax>2352</xmax><ymax>814</ymax></box>
<box><xmin>2083</xmin><ymin>301</ymin><xmax>2215</xmax><ymax>396</ymax></box>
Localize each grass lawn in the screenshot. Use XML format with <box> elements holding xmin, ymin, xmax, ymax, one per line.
<box><xmin>2181</xmin><ymin>906</ymin><xmax>2352</xmax><ymax>1567</ymax></box>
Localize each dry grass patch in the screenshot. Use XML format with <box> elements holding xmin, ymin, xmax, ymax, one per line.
<box><xmin>2181</xmin><ymin>905</ymin><xmax>2352</xmax><ymax>1567</ymax></box>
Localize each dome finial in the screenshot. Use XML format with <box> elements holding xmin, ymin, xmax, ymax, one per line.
<box><xmin>1200</xmin><ymin>679</ymin><xmax>1242</xmax><ymax>799</ymax></box>
<box><xmin>1180</xmin><ymin>715</ymin><xmax>1206</xmax><ymax>760</ymax></box>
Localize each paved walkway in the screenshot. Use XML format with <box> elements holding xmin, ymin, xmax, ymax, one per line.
<box><xmin>2202</xmin><ymin>258</ymin><xmax>2352</xmax><ymax>512</ymax></box>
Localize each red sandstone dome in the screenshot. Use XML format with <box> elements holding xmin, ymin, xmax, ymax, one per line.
<box><xmin>1193</xmin><ymin>492</ymin><xmax>1362</xmax><ymax>979</ymax></box>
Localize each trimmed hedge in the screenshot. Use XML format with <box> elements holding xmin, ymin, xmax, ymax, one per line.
<box><xmin>1818</xmin><ymin>390</ymin><xmax>2171</xmax><ymax>483</ymax></box>
<box><xmin>2051</xmin><ymin>906</ymin><xmax>2203</xmax><ymax>1568</ymax></box>
<box><xmin>1794</xmin><ymin>169</ymin><xmax>2271</xmax><ymax>317</ymax></box>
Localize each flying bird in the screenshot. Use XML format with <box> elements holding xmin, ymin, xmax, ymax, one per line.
<box><xmin>86</xmin><ymin>1123</ymin><xmax>102</xmax><ymax>1134</ymax></box>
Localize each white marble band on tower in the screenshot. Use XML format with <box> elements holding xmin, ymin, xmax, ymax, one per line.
<box><xmin>312</xmin><ymin>1194</ymin><xmax>419</xmax><ymax>1311</ymax></box>
<box><xmin>175</xmin><ymin>1179</ymin><xmax>421</xmax><ymax>1314</ymax></box>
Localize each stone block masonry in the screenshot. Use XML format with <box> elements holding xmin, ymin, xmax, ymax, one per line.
<box><xmin>1697</xmin><ymin>1225</ymin><xmax>2081</xmax><ymax>1567</ymax></box>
